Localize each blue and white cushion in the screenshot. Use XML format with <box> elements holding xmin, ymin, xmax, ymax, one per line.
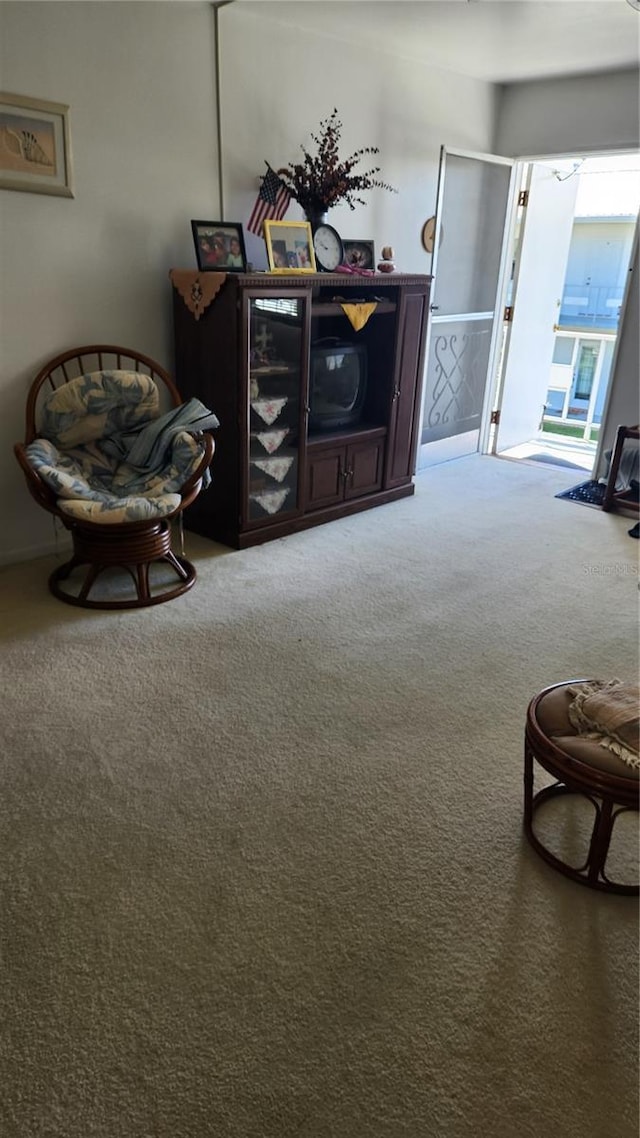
<box><xmin>24</xmin><ymin>371</ymin><xmax>209</xmax><ymax>524</ymax></box>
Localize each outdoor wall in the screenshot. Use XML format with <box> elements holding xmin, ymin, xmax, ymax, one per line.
<box><xmin>218</xmin><ymin>2</ymin><xmax>498</xmax><ymax>276</ymax></box>
<box><xmin>0</xmin><ymin>1</ymin><xmax>219</xmax><ymax>565</ymax></box>
<box><xmin>565</xmin><ymin>219</ymin><xmax>636</xmax><ymax>297</ymax></box>
<box><xmin>494</xmin><ymin>67</ymin><xmax>640</xmax><ymax>159</ymax></box>
<box><xmin>546</xmin><ymin>337</ymin><xmax>614</xmax><ymax>423</ymax></box>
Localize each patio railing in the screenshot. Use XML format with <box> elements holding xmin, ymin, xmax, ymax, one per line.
<box><xmin>558</xmin><ymin>284</ymin><xmax>624</xmax><ymax>330</ymax></box>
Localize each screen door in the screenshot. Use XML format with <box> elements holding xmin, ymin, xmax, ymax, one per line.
<box><xmin>418</xmin><ymin>148</ymin><xmax>516</xmax><ymax>467</ymax></box>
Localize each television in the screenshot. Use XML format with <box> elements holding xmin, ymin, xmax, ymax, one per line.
<box><xmin>309</xmin><ymin>339</ymin><xmax>367</xmax><ymax>432</ymax></box>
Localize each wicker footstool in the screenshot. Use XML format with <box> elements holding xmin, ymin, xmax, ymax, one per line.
<box><xmin>524</xmin><ymin>680</ymin><xmax>639</xmax><ymax>895</ymax></box>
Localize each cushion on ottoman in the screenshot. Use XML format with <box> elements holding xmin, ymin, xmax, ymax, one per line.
<box><xmin>535</xmin><ymin>685</ymin><xmax>639</xmax><ymax>780</ymax></box>
<box><xmin>567</xmin><ymin>679</ymin><xmax>639</xmax><ymax>771</ymax></box>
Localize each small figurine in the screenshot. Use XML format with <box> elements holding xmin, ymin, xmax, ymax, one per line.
<box><xmin>377</xmin><ymin>245</ymin><xmax>396</xmax><ymax>274</ymax></box>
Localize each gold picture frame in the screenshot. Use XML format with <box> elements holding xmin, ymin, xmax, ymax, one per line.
<box><xmin>0</xmin><ymin>92</ymin><xmax>74</xmax><ymax>198</ymax></box>
<box><xmin>264</xmin><ymin>219</ymin><xmax>316</xmax><ymax>273</ymax></box>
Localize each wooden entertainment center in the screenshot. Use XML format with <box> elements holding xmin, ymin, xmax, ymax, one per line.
<box><xmin>171</xmin><ymin>271</ymin><xmax>431</xmax><ymax>549</ymax></box>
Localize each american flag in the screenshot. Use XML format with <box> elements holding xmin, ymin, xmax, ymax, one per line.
<box><xmin>247</xmin><ymin>164</ymin><xmax>291</xmax><ymax>236</ymax></box>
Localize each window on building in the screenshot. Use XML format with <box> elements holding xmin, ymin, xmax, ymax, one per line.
<box><xmin>574</xmin><ymin>344</ymin><xmax>599</xmax><ymax>399</ymax></box>
<box><xmin>552</xmin><ymin>337</ymin><xmax>575</xmax><ymax>366</ymax></box>
<box><xmin>544</xmin><ymin>390</ymin><xmax>565</xmax><ymax>416</ymax></box>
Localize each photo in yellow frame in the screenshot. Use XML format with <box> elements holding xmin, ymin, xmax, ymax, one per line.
<box><xmin>263</xmin><ymin>219</ymin><xmax>316</xmax><ymax>274</ymax></box>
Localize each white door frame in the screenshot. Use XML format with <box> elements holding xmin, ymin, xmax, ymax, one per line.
<box><xmin>477</xmin><ymin>159</ymin><xmax>527</xmax><ymax>454</ymax></box>
<box><xmin>485</xmin><ymin>146</ymin><xmax>639</xmax><ymax>459</ymax></box>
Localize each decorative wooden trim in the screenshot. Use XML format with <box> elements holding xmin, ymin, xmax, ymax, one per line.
<box><xmin>169</xmin><ymin>270</ymin><xmax>228</xmax><ymax>321</ymax></box>
<box><xmin>173</xmin><ymin>270</ymin><xmax>431</xmax><ymax>290</ymax></box>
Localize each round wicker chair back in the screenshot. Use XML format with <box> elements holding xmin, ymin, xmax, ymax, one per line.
<box><xmin>15</xmin><ymin>344</ymin><xmax>214</xmax><ymax>609</ymax></box>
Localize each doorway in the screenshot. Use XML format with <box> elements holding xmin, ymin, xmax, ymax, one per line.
<box><xmin>493</xmin><ymin>153</ymin><xmax>640</xmax><ymax>472</ymax></box>
<box><xmin>416</xmin><ymin>149</ymin><xmax>640</xmax><ymax>476</ymax></box>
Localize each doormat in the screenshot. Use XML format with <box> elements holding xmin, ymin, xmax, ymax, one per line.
<box><xmin>555</xmin><ymin>479</ymin><xmax>606</xmax><ymax>508</ymax></box>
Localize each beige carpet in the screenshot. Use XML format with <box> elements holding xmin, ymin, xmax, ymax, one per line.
<box><xmin>1</xmin><ymin>454</ymin><xmax>638</xmax><ymax>1138</ymax></box>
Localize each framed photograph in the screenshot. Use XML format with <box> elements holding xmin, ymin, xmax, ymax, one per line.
<box><xmin>191</xmin><ymin>220</ymin><xmax>247</xmax><ymax>272</ymax></box>
<box><xmin>342</xmin><ymin>240</ymin><xmax>376</xmax><ymax>271</ymax></box>
<box><xmin>264</xmin><ymin>220</ymin><xmax>316</xmax><ymax>274</ymax></box>
<box><xmin>0</xmin><ymin>92</ymin><xmax>74</xmax><ymax>198</ymax></box>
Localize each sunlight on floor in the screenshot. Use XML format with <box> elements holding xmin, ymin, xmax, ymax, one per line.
<box><xmin>499</xmin><ymin>434</ymin><xmax>596</xmax><ymax>473</ymax></box>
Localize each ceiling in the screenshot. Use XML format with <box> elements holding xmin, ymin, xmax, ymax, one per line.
<box><xmin>236</xmin><ymin>0</ymin><xmax>640</xmax><ymax>83</ymax></box>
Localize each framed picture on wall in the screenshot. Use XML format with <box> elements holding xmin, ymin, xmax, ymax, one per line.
<box><xmin>342</xmin><ymin>240</ymin><xmax>376</xmax><ymax>271</ymax></box>
<box><xmin>0</xmin><ymin>92</ymin><xmax>74</xmax><ymax>198</ymax></box>
<box><xmin>264</xmin><ymin>220</ymin><xmax>316</xmax><ymax>273</ymax></box>
<box><xmin>191</xmin><ymin>220</ymin><xmax>247</xmax><ymax>272</ymax></box>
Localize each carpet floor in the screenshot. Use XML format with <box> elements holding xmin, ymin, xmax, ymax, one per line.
<box><xmin>1</xmin><ymin>454</ymin><xmax>638</xmax><ymax>1138</ymax></box>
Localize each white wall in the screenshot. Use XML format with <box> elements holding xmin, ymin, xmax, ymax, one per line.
<box><xmin>0</xmin><ymin>1</ymin><xmax>219</xmax><ymax>565</ymax></box>
<box><xmin>495</xmin><ymin>67</ymin><xmax>640</xmax><ymax>159</ymax></box>
<box><xmin>218</xmin><ymin>2</ymin><xmax>498</xmax><ymax>276</ymax></box>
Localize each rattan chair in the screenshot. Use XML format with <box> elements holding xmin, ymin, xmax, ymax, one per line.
<box><xmin>601</xmin><ymin>424</ymin><xmax>639</xmax><ymax>518</ymax></box>
<box><xmin>14</xmin><ymin>344</ymin><xmax>216</xmax><ymax>609</ymax></box>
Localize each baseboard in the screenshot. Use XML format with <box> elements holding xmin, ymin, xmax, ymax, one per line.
<box><xmin>0</xmin><ymin>536</ymin><xmax>72</xmax><ymax>569</ymax></box>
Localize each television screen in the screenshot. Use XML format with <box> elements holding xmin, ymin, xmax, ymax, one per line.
<box><xmin>309</xmin><ymin>342</ymin><xmax>367</xmax><ymax>432</ymax></box>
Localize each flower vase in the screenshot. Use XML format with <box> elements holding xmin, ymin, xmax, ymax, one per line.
<box><xmin>305</xmin><ymin>209</ymin><xmax>328</xmax><ymax>231</ymax></box>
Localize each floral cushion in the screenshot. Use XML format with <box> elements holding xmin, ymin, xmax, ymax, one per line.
<box><xmin>25</xmin><ymin>430</ymin><xmax>206</xmax><ymax>525</ymax></box>
<box><xmin>39</xmin><ymin>370</ymin><xmax>159</xmax><ymax>449</ymax></box>
<box><xmin>58</xmin><ymin>495</ymin><xmax>181</xmax><ymax>525</ymax></box>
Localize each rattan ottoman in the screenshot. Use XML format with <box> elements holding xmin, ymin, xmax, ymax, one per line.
<box><xmin>524</xmin><ymin>680</ymin><xmax>639</xmax><ymax>895</ymax></box>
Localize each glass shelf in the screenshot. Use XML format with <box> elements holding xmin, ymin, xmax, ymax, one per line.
<box><xmin>247</xmin><ymin>295</ymin><xmax>305</xmax><ymax>522</ymax></box>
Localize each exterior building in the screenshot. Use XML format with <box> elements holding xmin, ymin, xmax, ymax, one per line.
<box><xmin>544</xmin><ymin>214</ymin><xmax>636</xmax><ymax>439</ymax></box>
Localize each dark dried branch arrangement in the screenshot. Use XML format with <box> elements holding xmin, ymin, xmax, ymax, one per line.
<box><xmin>277</xmin><ymin>109</ymin><xmax>397</xmax><ymax>214</ymax></box>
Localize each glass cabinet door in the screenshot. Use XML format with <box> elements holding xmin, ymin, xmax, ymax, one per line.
<box><xmin>246</xmin><ymin>294</ymin><xmax>307</xmax><ymax>524</ymax></box>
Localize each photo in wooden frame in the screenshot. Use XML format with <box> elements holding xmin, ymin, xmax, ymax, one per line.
<box><xmin>342</xmin><ymin>240</ymin><xmax>376</xmax><ymax>271</ymax></box>
<box><xmin>0</xmin><ymin>92</ymin><xmax>74</xmax><ymax>198</ymax></box>
<box><xmin>191</xmin><ymin>220</ymin><xmax>247</xmax><ymax>272</ymax></box>
<box><xmin>264</xmin><ymin>220</ymin><xmax>316</xmax><ymax>273</ymax></box>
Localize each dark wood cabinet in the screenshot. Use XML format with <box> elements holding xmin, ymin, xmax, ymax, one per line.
<box><xmin>171</xmin><ymin>272</ymin><xmax>430</xmax><ymax>549</ymax></box>
<box><xmin>305</xmin><ymin>429</ymin><xmax>386</xmax><ymax>511</ymax></box>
